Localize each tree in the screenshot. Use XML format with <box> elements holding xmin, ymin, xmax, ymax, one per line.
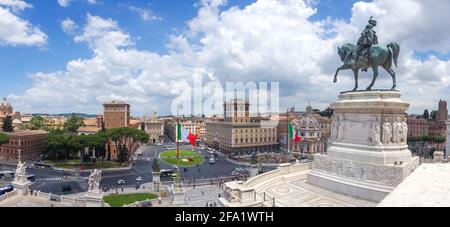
<box><xmin>106</xmin><ymin>127</ymin><xmax>149</xmax><ymax>157</ymax></box>
<box><xmin>28</xmin><ymin>116</ymin><xmax>45</xmax><ymax>130</ymax></box>
<box><xmin>431</xmin><ymin>110</ymin><xmax>438</xmax><ymax>121</ymax></box>
<box><xmin>320</xmin><ymin>108</ymin><xmax>333</xmax><ymax>118</ymax></box>
<box><xmin>2</xmin><ymin>116</ymin><xmax>13</xmax><ymax>132</ymax></box>
<box><xmin>0</xmin><ymin>133</ymin><xmax>9</xmax><ymax>145</ymax></box>
<box><xmin>423</xmin><ymin>109</ymin><xmax>430</xmax><ymax>119</ymax></box>
<box><xmin>44</xmin><ymin>130</ymin><xmax>73</xmax><ymax>161</ymax></box>
<box><xmin>64</xmin><ymin>114</ymin><xmax>86</xmax><ymax>133</ymax></box>
<box><xmin>107</xmin><ymin>142</ymin><xmax>111</xmax><ymax>161</ymax></box>
<box><xmin>117</xmin><ymin>144</ymin><xmax>129</xmax><ymax>164</ymax></box>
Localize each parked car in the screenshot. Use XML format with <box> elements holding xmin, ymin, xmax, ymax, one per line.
<box><xmin>117</xmin><ymin>180</ymin><xmax>126</xmax><ymax>185</ymax></box>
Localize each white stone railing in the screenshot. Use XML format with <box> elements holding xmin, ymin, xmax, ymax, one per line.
<box><xmin>122</xmin><ymin>197</ymin><xmax>172</xmax><ymax>207</ymax></box>
<box><xmin>243</xmin><ymin>162</ymin><xmax>311</xmax><ymax>188</ymax></box>
<box><xmin>0</xmin><ymin>189</ymin><xmax>17</xmax><ymax>203</ymax></box>
<box><xmin>28</xmin><ymin>190</ymin><xmax>86</xmax><ymax>207</ymax></box>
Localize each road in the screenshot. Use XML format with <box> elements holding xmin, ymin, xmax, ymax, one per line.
<box><xmin>2</xmin><ymin>144</ymin><xmax>249</xmax><ymax>195</ymax></box>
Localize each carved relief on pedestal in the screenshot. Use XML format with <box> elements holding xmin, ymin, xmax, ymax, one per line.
<box><xmin>401</xmin><ymin>118</ymin><xmax>408</xmax><ymax>144</ymax></box>
<box><xmin>313</xmin><ymin>155</ymin><xmax>415</xmax><ymax>187</ymax></box>
<box><xmin>337</xmin><ymin>116</ymin><xmax>344</xmax><ymax>141</ymax></box>
<box><xmin>392</xmin><ymin>117</ymin><xmax>403</xmax><ymax>145</ymax></box>
<box><xmin>371</xmin><ymin>121</ymin><xmax>382</xmax><ymax>145</ymax></box>
<box><xmin>382</xmin><ymin>121</ymin><xmax>393</xmax><ymax>145</ymax></box>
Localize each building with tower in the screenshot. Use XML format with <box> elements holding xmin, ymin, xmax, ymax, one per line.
<box><xmin>205</xmin><ymin>99</ymin><xmax>278</xmax><ymax>155</ymax></box>
<box><xmin>103</xmin><ymin>100</ymin><xmax>130</xmax><ymax>130</ymax></box>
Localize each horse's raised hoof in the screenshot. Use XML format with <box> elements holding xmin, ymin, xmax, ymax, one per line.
<box><xmin>333</xmin><ymin>78</ymin><xmax>337</xmax><ymax>83</ymax></box>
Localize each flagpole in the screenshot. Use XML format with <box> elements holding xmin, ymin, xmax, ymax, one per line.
<box><xmin>287</xmin><ymin>108</ymin><xmax>290</xmax><ymax>157</ymax></box>
<box><xmin>176</xmin><ymin>107</ymin><xmax>180</xmax><ymax>165</ymax></box>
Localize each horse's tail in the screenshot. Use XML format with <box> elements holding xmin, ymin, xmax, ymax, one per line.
<box><xmin>387</xmin><ymin>42</ymin><xmax>400</xmax><ymax>68</ymax></box>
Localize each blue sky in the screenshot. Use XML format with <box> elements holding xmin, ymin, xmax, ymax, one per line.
<box><xmin>1</xmin><ymin>0</ymin><xmax>450</xmax><ymax>116</ymax></box>
<box><xmin>0</xmin><ymin>0</ymin><xmax>358</xmax><ymax>98</ymax></box>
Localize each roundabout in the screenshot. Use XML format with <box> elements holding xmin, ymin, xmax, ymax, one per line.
<box><xmin>159</xmin><ymin>150</ymin><xmax>205</xmax><ymax>167</ymax></box>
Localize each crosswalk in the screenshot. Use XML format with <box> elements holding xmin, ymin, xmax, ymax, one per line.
<box><xmin>35</xmin><ymin>176</ymin><xmax>85</xmax><ymax>182</ymax></box>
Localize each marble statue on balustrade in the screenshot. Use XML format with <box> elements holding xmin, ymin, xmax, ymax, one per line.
<box><xmin>13</xmin><ymin>161</ymin><xmax>28</xmax><ymax>184</ymax></box>
<box><xmin>88</xmin><ymin>169</ymin><xmax>102</xmax><ymax>194</ymax></box>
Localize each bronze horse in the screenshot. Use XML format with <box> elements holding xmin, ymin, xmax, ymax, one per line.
<box><xmin>333</xmin><ymin>42</ymin><xmax>400</xmax><ymax>91</ymax></box>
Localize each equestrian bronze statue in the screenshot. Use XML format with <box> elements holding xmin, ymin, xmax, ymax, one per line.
<box><xmin>333</xmin><ymin>17</ymin><xmax>400</xmax><ymax>91</ymax></box>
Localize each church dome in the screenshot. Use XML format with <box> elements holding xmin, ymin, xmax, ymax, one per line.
<box><xmin>0</xmin><ymin>97</ymin><xmax>13</xmax><ymax>115</ymax></box>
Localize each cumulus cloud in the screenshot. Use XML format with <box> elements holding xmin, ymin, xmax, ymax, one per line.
<box><xmin>61</xmin><ymin>18</ymin><xmax>78</xmax><ymax>34</ymax></box>
<box><xmin>127</xmin><ymin>6</ymin><xmax>161</xmax><ymax>22</ymax></box>
<box><xmin>0</xmin><ymin>0</ymin><xmax>47</xmax><ymax>46</ymax></box>
<box><xmin>9</xmin><ymin>0</ymin><xmax>450</xmax><ymax>115</ymax></box>
<box><xmin>57</xmin><ymin>0</ymin><xmax>98</xmax><ymax>7</ymax></box>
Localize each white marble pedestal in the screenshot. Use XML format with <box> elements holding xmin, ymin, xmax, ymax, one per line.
<box><xmin>172</xmin><ymin>183</ymin><xmax>186</xmax><ymax>206</ymax></box>
<box><xmin>84</xmin><ymin>192</ymin><xmax>104</xmax><ymax>207</ymax></box>
<box><xmin>307</xmin><ymin>90</ymin><xmax>419</xmax><ymax>202</ymax></box>
<box><xmin>12</xmin><ymin>181</ymin><xmax>32</xmax><ymax>196</ymax></box>
<box><xmin>249</xmin><ymin>165</ymin><xmax>259</xmax><ymax>178</ymax></box>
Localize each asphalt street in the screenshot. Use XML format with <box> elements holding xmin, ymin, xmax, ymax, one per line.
<box><xmin>2</xmin><ymin>144</ymin><xmax>249</xmax><ymax>195</ymax></box>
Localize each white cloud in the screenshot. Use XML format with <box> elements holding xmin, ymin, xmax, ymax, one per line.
<box><xmin>128</xmin><ymin>6</ymin><xmax>161</xmax><ymax>22</ymax></box>
<box><xmin>57</xmin><ymin>0</ymin><xmax>98</xmax><ymax>7</ymax></box>
<box><xmin>0</xmin><ymin>1</ymin><xmax>47</xmax><ymax>46</ymax></box>
<box><xmin>57</xmin><ymin>0</ymin><xmax>71</xmax><ymax>7</ymax></box>
<box><xmin>61</xmin><ymin>18</ymin><xmax>78</xmax><ymax>34</ymax></box>
<box><xmin>0</xmin><ymin>0</ymin><xmax>31</xmax><ymax>12</ymax></box>
<box><xmin>10</xmin><ymin>0</ymin><xmax>450</xmax><ymax>115</ymax></box>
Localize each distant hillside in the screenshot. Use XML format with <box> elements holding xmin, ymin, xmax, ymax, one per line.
<box><xmin>32</xmin><ymin>113</ymin><xmax>98</xmax><ymax>118</ymax></box>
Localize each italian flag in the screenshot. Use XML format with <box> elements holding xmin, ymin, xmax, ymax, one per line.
<box><xmin>288</xmin><ymin>122</ymin><xmax>302</xmax><ymax>143</ymax></box>
<box><xmin>176</xmin><ymin>122</ymin><xmax>198</xmax><ymax>147</ymax></box>
<box><xmin>176</xmin><ymin>122</ymin><xmax>182</xmax><ymax>143</ymax></box>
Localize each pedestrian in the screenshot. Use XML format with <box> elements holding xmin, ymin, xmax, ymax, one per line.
<box><xmin>193</xmin><ymin>184</ymin><xmax>196</xmax><ymax>189</ymax></box>
<box><xmin>218</xmin><ymin>193</ymin><xmax>221</xmax><ymax>198</ymax></box>
<box><xmin>214</xmin><ymin>202</ymin><xmax>217</xmax><ymax>207</ymax></box>
<box><xmin>205</xmin><ymin>202</ymin><xmax>208</xmax><ymax>207</ymax></box>
<box><xmin>202</xmin><ymin>191</ymin><xmax>204</xmax><ymax>196</ymax></box>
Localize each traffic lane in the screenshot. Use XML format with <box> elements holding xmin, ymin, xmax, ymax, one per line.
<box><xmin>158</xmin><ymin>154</ymin><xmax>243</xmax><ymax>180</ymax></box>
<box><xmin>27</xmin><ymin>167</ymin><xmax>74</xmax><ymax>178</ymax></box>
<box><xmin>30</xmin><ymin>180</ymin><xmax>87</xmax><ymax>195</ymax></box>
<box><xmin>97</xmin><ymin>163</ymin><xmax>153</xmax><ymax>188</ymax></box>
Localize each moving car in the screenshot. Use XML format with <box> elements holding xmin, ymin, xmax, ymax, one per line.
<box><xmin>117</xmin><ymin>179</ymin><xmax>126</xmax><ymax>185</ymax></box>
<box><xmin>209</xmin><ymin>157</ymin><xmax>216</xmax><ymax>165</ymax></box>
<box><xmin>0</xmin><ymin>184</ymin><xmax>13</xmax><ymax>196</ymax></box>
<box><xmin>136</xmin><ymin>177</ymin><xmax>143</xmax><ymax>182</ymax></box>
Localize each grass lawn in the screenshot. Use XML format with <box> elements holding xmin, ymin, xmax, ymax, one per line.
<box><xmin>104</xmin><ymin>193</ymin><xmax>158</xmax><ymax>207</ymax></box>
<box><xmin>160</xmin><ymin>150</ymin><xmax>205</xmax><ymax>167</ymax></box>
<box><xmin>44</xmin><ymin>160</ymin><xmax>124</xmax><ymax>170</ymax></box>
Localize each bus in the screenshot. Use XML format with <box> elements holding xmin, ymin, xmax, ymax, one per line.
<box><xmin>0</xmin><ymin>171</ymin><xmax>15</xmax><ymax>180</ymax></box>
<box><xmin>160</xmin><ymin>169</ymin><xmax>176</xmax><ymax>178</ymax></box>
<box><xmin>34</xmin><ymin>162</ymin><xmax>53</xmax><ymax>170</ymax></box>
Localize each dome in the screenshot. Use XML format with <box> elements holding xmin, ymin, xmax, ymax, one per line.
<box><xmin>0</xmin><ymin>97</ymin><xmax>13</xmax><ymax>115</ymax></box>
<box><xmin>0</xmin><ymin>97</ymin><xmax>11</xmax><ymax>108</ymax></box>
